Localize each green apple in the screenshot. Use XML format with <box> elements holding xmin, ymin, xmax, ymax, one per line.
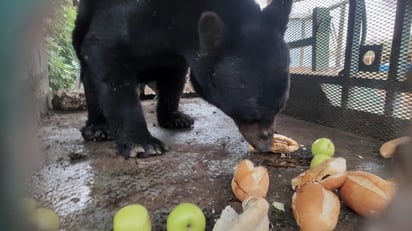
<box><xmin>167</xmin><ymin>202</ymin><xmax>206</xmax><ymax>231</ymax></box>
<box><xmin>21</xmin><ymin>197</ymin><xmax>38</xmax><ymax>214</ymax></box>
<box><xmin>311</xmin><ymin>138</ymin><xmax>335</xmax><ymax>156</ymax></box>
<box><xmin>310</xmin><ymin>154</ymin><xmax>332</xmax><ymax>168</ymax></box>
<box><xmin>29</xmin><ymin>207</ymin><xmax>60</xmax><ymax>231</ymax></box>
<box><xmin>113</xmin><ymin>204</ymin><xmax>151</xmax><ymax>231</ymax></box>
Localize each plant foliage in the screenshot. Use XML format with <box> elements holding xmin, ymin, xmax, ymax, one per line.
<box><xmin>46</xmin><ymin>0</ymin><xmax>79</xmax><ymax>90</ymax></box>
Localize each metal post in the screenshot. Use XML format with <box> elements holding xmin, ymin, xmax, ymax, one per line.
<box><xmin>299</xmin><ymin>19</ymin><xmax>306</xmax><ymax>67</ymax></box>
<box><xmin>384</xmin><ymin>0</ymin><xmax>412</xmax><ymax>116</ymax></box>
<box><xmin>341</xmin><ymin>0</ymin><xmax>363</xmax><ymax>109</ymax></box>
<box><xmin>312</xmin><ymin>7</ymin><xmax>331</xmax><ymax>71</ymax></box>
<box><xmin>335</xmin><ymin>3</ymin><xmax>346</xmax><ymax>68</ymax></box>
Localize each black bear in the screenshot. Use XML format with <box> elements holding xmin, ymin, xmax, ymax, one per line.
<box><xmin>72</xmin><ymin>0</ymin><xmax>292</xmax><ymax>158</ymax></box>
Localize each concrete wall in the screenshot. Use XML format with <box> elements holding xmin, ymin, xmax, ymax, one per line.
<box><xmin>27</xmin><ymin>17</ymin><xmax>49</xmax><ymax>124</ymax></box>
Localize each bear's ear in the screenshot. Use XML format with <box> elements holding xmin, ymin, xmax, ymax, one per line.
<box><xmin>198</xmin><ymin>11</ymin><xmax>225</xmax><ymax>51</ymax></box>
<box><xmin>262</xmin><ymin>0</ymin><xmax>292</xmax><ymax>33</ymax></box>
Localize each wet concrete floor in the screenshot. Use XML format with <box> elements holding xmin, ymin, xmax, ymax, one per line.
<box><xmin>30</xmin><ymin>97</ymin><xmax>392</xmax><ymax>230</ymax></box>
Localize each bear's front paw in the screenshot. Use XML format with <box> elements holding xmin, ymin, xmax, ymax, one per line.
<box><xmin>117</xmin><ymin>137</ymin><xmax>168</xmax><ymax>158</ymax></box>
<box><xmin>81</xmin><ymin>124</ymin><xmax>114</xmax><ymax>142</ymax></box>
<box><xmin>158</xmin><ymin>111</ymin><xmax>194</xmax><ymax>129</ymax></box>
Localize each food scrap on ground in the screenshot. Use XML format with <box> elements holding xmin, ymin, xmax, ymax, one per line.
<box><xmin>248</xmin><ymin>134</ymin><xmax>300</xmax><ymax>154</ymax></box>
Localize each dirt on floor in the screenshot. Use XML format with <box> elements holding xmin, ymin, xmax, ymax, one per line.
<box><xmin>29</xmin><ymin>97</ymin><xmax>393</xmax><ymax>231</ymax></box>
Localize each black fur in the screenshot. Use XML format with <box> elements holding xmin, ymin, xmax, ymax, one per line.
<box><xmin>73</xmin><ymin>0</ymin><xmax>292</xmax><ymax>157</ymax></box>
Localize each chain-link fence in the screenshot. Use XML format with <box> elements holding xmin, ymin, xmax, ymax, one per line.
<box><xmin>283</xmin><ymin>0</ymin><xmax>412</xmax><ymax>140</ymax></box>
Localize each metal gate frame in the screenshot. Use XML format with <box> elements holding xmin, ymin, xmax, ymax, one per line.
<box><xmin>284</xmin><ymin>0</ymin><xmax>412</xmax><ymax>140</ymax></box>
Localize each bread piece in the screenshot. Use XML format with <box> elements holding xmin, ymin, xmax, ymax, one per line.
<box><xmin>212</xmin><ymin>196</ymin><xmax>270</xmax><ymax>231</ymax></box>
<box><xmin>248</xmin><ymin>134</ymin><xmax>299</xmax><ymax>154</ymax></box>
<box><xmin>339</xmin><ymin>171</ymin><xmax>397</xmax><ymax>217</ymax></box>
<box><xmin>291</xmin><ymin>157</ymin><xmax>347</xmax><ymax>191</ymax></box>
<box><xmin>380</xmin><ymin>136</ymin><xmax>411</xmax><ymax>158</ymax></box>
<box><xmin>292</xmin><ymin>182</ymin><xmax>340</xmax><ymax>231</ymax></box>
<box><xmin>231</xmin><ymin>159</ymin><xmax>269</xmax><ymax>201</ymax></box>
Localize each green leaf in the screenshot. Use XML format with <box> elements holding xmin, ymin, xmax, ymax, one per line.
<box><xmin>46</xmin><ymin>0</ymin><xmax>79</xmax><ymax>91</ymax></box>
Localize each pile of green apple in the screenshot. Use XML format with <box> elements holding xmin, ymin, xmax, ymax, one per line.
<box><xmin>114</xmin><ymin>202</ymin><xmax>206</xmax><ymax>231</ymax></box>
<box><xmin>310</xmin><ymin>138</ymin><xmax>335</xmax><ymax>168</ymax></box>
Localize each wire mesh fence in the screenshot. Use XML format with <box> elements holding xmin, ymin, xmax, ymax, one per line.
<box><xmin>283</xmin><ymin>0</ymin><xmax>412</xmax><ymax>140</ymax></box>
